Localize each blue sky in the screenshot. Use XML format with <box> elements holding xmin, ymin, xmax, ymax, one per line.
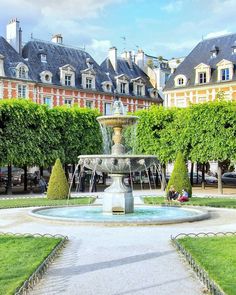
<box><xmin>1</xmin><ymin>0</ymin><xmax>236</xmax><ymax>63</ymax></box>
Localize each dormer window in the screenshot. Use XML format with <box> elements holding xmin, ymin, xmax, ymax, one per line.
<box><xmin>81</xmin><ymin>68</ymin><xmax>96</xmax><ymax>90</ymax></box>
<box><xmin>40</xmin><ymin>70</ymin><xmax>53</xmax><ymax>84</ymax></box>
<box><xmin>174</xmin><ymin>74</ymin><xmax>187</xmax><ymax>87</ymax></box>
<box><xmin>131</xmin><ymin>77</ymin><xmax>146</xmax><ymax>96</ymax></box>
<box><xmin>216</xmin><ymin>59</ymin><xmax>233</xmax><ymax>82</ymax></box>
<box><xmin>232</xmin><ymin>41</ymin><xmax>236</xmax><ymax>54</ymax></box>
<box><xmin>210</xmin><ymin>45</ymin><xmax>219</xmax><ymax>58</ymax></box>
<box><xmin>16</xmin><ymin>63</ymin><xmax>29</xmax><ymax>79</ymax></box>
<box><xmin>59</xmin><ymin>64</ymin><xmax>75</xmax><ymax>87</ymax></box>
<box><xmin>148</xmin><ymin>88</ymin><xmax>159</xmax><ymax>99</ymax></box>
<box><xmin>115</xmin><ymin>74</ymin><xmax>129</xmax><ymax>95</ymax></box>
<box><xmin>194</xmin><ymin>63</ymin><xmax>210</xmax><ymax>84</ymax></box>
<box><xmin>101</xmin><ymin>81</ymin><xmax>112</xmax><ymax>93</ymax></box>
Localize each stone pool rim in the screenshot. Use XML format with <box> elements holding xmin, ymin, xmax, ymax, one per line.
<box><xmin>29</xmin><ymin>205</ymin><xmax>210</xmax><ymax>226</ymax></box>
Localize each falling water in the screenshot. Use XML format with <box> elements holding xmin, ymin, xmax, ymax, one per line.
<box><xmin>150</xmin><ymin>166</ymin><xmax>157</xmax><ymax>189</ymax></box>
<box><xmin>67</xmin><ymin>163</ymin><xmax>80</xmax><ymax>205</ymax></box>
<box><xmin>128</xmin><ymin>162</ymin><xmax>134</xmax><ymax>191</ymax></box>
<box><xmin>139</xmin><ymin>171</ymin><xmax>143</xmax><ymax>190</ymax></box>
<box><xmin>144</xmin><ymin>163</ymin><xmax>152</xmax><ymax>190</ymax></box>
<box><xmin>75</xmin><ymin>164</ymin><xmax>85</xmax><ymax>192</ymax></box>
<box><xmin>89</xmin><ymin>165</ymin><xmax>98</xmax><ymax>193</ymax></box>
<box><xmin>99</xmin><ymin>123</ymin><xmax>112</xmax><ymax>154</ymax></box>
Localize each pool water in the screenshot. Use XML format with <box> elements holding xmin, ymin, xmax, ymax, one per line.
<box><xmin>31</xmin><ymin>206</ymin><xmax>208</xmax><ymax>224</ymax></box>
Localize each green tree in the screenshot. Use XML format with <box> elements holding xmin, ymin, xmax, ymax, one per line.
<box><xmin>47</xmin><ymin>158</ymin><xmax>69</xmax><ymax>199</ymax></box>
<box><xmin>166</xmin><ymin>151</ymin><xmax>192</xmax><ymax>196</ymax></box>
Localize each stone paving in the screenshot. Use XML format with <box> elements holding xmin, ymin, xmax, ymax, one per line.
<box><xmin>1</xmin><ymin>193</ymin><xmax>236</xmax><ymax>295</ymax></box>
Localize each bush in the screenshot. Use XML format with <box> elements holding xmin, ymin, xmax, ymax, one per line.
<box><xmin>166</xmin><ymin>151</ymin><xmax>192</xmax><ymax>197</ymax></box>
<box><xmin>47</xmin><ymin>158</ymin><xmax>69</xmax><ymax>199</ymax></box>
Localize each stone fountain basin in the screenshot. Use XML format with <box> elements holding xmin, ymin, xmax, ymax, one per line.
<box><xmin>97</xmin><ymin>115</ymin><xmax>138</xmax><ymax>128</ymax></box>
<box><xmin>79</xmin><ymin>155</ymin><xmax>158</xmax><ymax>174</ymax></box>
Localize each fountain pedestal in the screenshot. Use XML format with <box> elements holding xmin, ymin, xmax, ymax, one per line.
<box><xmin>103</xmin><ymin>174</ymin><xmax>133</xmax><ymax>214</ymax></box>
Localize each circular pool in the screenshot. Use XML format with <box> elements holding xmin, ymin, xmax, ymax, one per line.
<box><xmin>30</xmin><ymin>205</ymin><xmax>209</xmax><ymax>225</ymax></box>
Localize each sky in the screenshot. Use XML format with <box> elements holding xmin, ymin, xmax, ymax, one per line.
<box><xmin>0</xmin><ymin>0</ymin><xmax>236</xmax><ymax>64</ymax></box>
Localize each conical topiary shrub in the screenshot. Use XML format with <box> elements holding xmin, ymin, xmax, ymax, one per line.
<box><xmin>47</xmin><ymin>158</ymin><xmax>69</xmax><ymax>199</ymax></box>
<box><xmin>166</xmin><ymin>151</ymin><xmax>192</xmax><ymax>197</ymax></box>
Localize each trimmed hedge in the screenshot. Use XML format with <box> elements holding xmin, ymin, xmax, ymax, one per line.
<box><xmin>166</xmin><ymin>151</ymin><xmax>192</xmax><ymax>197</ymax></box>
<box><xmin>47</xmin><ymin>158</ymin><xmax>69</xmax><ymax>199</ymax></box>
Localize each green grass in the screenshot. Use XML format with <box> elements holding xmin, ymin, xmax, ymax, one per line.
<box><xmin>144</xmin><ymin>196</ymin><xmax>236</xmax><ymax>208</ymax></box>
<box><xmin>178</xmin><ymin>236</ymin><xmax>236</xmax><ymax>295</ymax></box>
<box><xmin>0</xmin><ymin>235</ymin><xmax>62</xmax><ymax>295</ymax></box>
<box><xmin>0</xmin><ymin>197</ymin><xmax>95</xmax><ymax>209</ymax></box>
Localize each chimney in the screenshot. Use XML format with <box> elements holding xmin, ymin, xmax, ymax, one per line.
<box><xmin>6</xmin><ymin>18</ymin><xmax>22</xmax><ymax>54</ymax></box>
<box><xmin>121</xmin><ymin>51</ymin><xmax>127</xmax><ymax>59</ymax></box>
<box><xmin>135</xmin><ymin>49</ymin><xmax>145</xmax><ymax>71</ymax></box>
<box><xmin>0</xmin><ymin>54</ymin><xmax>5</xmax><ymax>77</ymax></box>
<box><xmin>127</xmin><ymin>51</ymin><xmax>133</xmax><ymax>68</ymax></box>
<box><xmin>51</xmin><ymin>34</ymin><xmax>63</xmax><ymax>44</ymax></box>
<box><xmin>108</xmin><ymin>47</ymin><xmax>117</xmax><ymax>72</ymax></box>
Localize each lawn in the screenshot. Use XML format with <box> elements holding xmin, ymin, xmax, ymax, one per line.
<box><xmin>178</xmin><ymin>236</ymin><xmax>236</xmax><ymax>295</ymax></box>
<box><xmin>0</xmin><ymin>235</ymin><xmax>62</xmax><ymax>295</ymax></box>
<box><xmin>144</xmin><ymin>196</ymin><xmax>236</xmax><ymax>208</ymax></box>
<box><xmin>0</xmin><ymin>197</ymin><xmax>95</xmax><ymax>209</ymax></box>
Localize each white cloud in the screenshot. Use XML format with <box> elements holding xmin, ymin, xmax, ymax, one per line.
<box><xmin>161</xmin><ymin>1</ymin><xmax>183</xmax><ymax>12</ymax></box>
<box><xmin>204</xmin><ymin>30</ymin><xmax>232</xmax><ymax>39</ymax></box>
<box><xmin>86</xmin><ymin>39</ymin><xmax>112</xmax><ymax>63</ymax></box>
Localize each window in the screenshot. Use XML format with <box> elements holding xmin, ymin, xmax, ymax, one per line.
<box><xmin>120</xmin><ymin>82</ymin><xmax>126</xmax><ymax>94</ymax></box>
<box><xmin>221</xmin><ymin>68</ymin><xmax>230</xmax><ymax>81</ymax></box>
<box><xmin>104</xmin><ymin>103</ymin><xmax>112</xmax><ymax>115</ymax></box>
<box><xmin>43</xmin><ymin>97</ymin><xmax>52</xmax><ymax>108</ymax></box>
<box><xmin>64</xmin><ymin>99</ymin><xmax>72</xmax><ymax>106</ymax></box>
<box><xmin>176</xmin><ymin>98</ymin><xmax>186</xmax><ymax>108</ymax></box>
<box><xmin>178</xmin><ymin>78</ymin><xmax>184</xmax><ymax>85</ymax></box>
<box><xmin>137</xmin><ymin>85</ymin><xmax>143</xmax><ymax>96</ymax></box>
<box><xmin>19</xmin><ymin>67</ymin><xmax>27</xmax><ymax>79</ymax></box>
<box><xmin>17</xmin><ymin>85</ymin><xmax>27</xmax><ymax>98</ymax></box>
<box><xmin>199</xmin><ymin>72</ymin><xmax>206</xmax><ymax>84</ymax></box>
<box><xmin>198</xmin><ymin>97</ymin><xmax>207</xmax><ymax>103</ymax></box>
<box><xmin>65</xmin><ymin>75</ymin><xmax>71</xmax><ymax>86</ymax></box>
<box><xmin>40</xmin><ymin>54</ymin><xmax>47</xmax><ymax>63</ymax></box>
<box><xmin>86</xmin><ymin>78</ymin><xmax>92</xmax><ymax>89</ymax></box>
<box><xmin>86</xmin><ymin>101</ymin><xmax>93</xmax><ymax>108</ymax></box>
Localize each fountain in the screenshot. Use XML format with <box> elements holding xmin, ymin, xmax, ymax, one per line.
<box><xmin>30</xmin><ymin>98</ymin><xmax>210</xmax><ymax>224</ymax></box>
<box><xmin>78</xmin><ymin>99</ymin><xmax>157</xmax><ymax>214</ymax></box>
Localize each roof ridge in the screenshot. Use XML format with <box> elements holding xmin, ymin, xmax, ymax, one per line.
<box><xmin>202</xmin><ymin>32</ymin><xmax>236</xmax><ymax>42</ymax></box>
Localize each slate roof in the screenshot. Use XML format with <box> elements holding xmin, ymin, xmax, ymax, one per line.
<box><xmin>164</xmin><ymin>33</ymin><xmax>236</xmax><ymax>91</ymax></box>
<box><xmin>100</xmin><ymin>57</ymin><xmax>162</xmax><ymax>100</ymax></box>
<box><xmin>0</xmin><ymin>36</ymin><xmax>32</xmax><ymax>79</ymax></box>
<box><xmin>22</xmin><ymin>40</ymin><xmax>109</xmax><ymax>90</ymax></box>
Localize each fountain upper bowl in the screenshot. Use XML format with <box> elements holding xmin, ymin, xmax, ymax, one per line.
<box><xmin>97</xmin><ymin>115</ymin><xmax>138</xmax><ymax>128</ymax></box>
<box><xmin>79</xmin><ymin>155</ymin><xmax>158</xmax><ymax>174</ymax></box>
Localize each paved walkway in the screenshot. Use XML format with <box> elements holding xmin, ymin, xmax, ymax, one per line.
<box><xmin>1</xmin><ymin>195</ymin><xmax>236</xmax><ymax>294</ymax></box>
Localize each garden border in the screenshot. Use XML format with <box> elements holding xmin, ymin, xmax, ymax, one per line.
<box><xmin>0</xmin><ymin>231</ymin><xmax>68</xmax><ymax>295</ymax></box>
<box><xmin>171</xmin><ymin>231</ymin><xmax>236</xmax><ymax>295</ymax></box>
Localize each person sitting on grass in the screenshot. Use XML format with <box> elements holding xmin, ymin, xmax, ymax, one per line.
<box><xmin>177</xmin><ymin>188</ymin><xmax>189</xmax><ymax>202</ymax></box>
<box><xmin>167</xmin><ymin>185</ymin><xmax>179</xmax><ymax>201</ymax></box>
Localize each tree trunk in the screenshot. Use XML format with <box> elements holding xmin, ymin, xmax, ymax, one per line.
<box><xmin>64</xmin><ymin>163</ymin><xmax>69</xmax><ymax>180</ymax></box>
<box><xmin>218</xmin><ymin>162</ymin><xmax>223</xmax><ymax>195</ymax></box>
<box><xmin>23</xmin><ymin>165</ymin><xmax>28</xmax><ymax>192</ymax></box>
<box><xmin>6</xmin><ymin>164</ymin><xmax>12</xmax><ymax>195</ymax></box>
<box><xmin>190</xmin><ymin>162</ymin><xmax>194</xmax><ymax>185</ymax></box>
<box><xmin>201</xmin><ymin>163</ymin><xmax>205</xmax><ymax>190</ymax></box>
<box><xmin>161</xmin><ymin>164</ymin><xmax>166</xmax><ymax>191</ymax></box>
<box><xmin>40</xmin><ymin>166</ymin><xmax>43</xmax><ymax>177</ymax></box>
